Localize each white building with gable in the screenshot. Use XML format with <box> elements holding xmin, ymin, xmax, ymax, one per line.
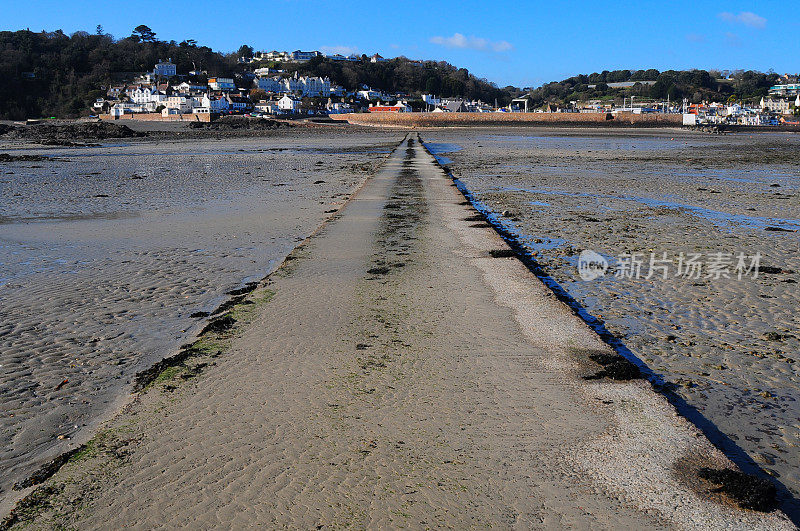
<box><xmin>153</xmin><ymin>59</ymin><xmax>176</xmax><ymax>78</ymax></box>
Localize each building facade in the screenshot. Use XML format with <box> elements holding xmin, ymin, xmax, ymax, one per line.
<box><xmin>153</xmin><ymin>60</ymin><xmax>177</xmax><ymax>78</ymax></box>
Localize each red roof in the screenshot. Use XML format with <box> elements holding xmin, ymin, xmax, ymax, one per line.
<box><xmin>368</xmin><ymin>106</ymin><xmax>405</xmax><ymax>113</ymax></box>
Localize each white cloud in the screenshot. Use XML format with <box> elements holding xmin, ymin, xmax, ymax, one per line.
<box><xmin>319</xmin><ymin>45</ymin><xmax>358</xmax><ymax>56</ymax></box>
<box><xmin>718</xmin><ymin>11</ymin><xmax>766</xmax><ymax>29</ymax></box>
<box><xmin>685</xmin><ymin>33</ymin><xmax>706</xmax><ymax>43</ymax></box>
<box><xmin>430</xmin><ymin>33</ymin><xmax>513</xmax><ymax>53</ymax></box>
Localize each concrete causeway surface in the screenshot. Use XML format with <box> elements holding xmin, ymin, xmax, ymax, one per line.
<box><xmin>6</xmin><ymin>135</ymin><xmax>792</xmax><ymax>529</ymax></box>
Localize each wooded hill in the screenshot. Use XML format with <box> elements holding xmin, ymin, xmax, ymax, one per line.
<box><xmin>0</xmin><ymin>26</ymin><xmax>782</xmax><ymax>119</ymax></box>
<box><xmin>522</xmin><ymin>69</ymin><xmax>779</xmax><ymax>109</ymax></box>
<box><xmin>0</xmin><ymin>28</ymin><xmax>513</xmax><ymax>119</ymax></box>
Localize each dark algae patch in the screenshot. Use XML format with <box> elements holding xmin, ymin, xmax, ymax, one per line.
<box><xmin>212</xmin><ymin>295</ymin><xmax>250</xmax><ymax>316</ymax></box>
<box><xmin>226</xmin><ymin>282</ymin><xmax>259</xmax><ymax>296</ymax></box>
<box><xmin>1</xmin><ymin>485</ymin><xmax>63</xmax><ymax>531</ymax></box>
<box><xmin>489</xmin><ymin>249</ymin><xmax>516</xmax><ymax>258</ymax></box>
<box><xmin>200</xmin><ymin>314</ymin><xmax>237</xmax><ymax>335</ymax></box>
<box><xmin>0</xmin><ymin>153</ymin><xmax>56</xmax><ymax>163</ymax></box>
<box><xmin>698</xmin><ymin>468</ymin><xmax>777</xmax><ymax>512</ymax></box>
<box><xmin>582</xmin><ymin>350</ymin><xmax>643</xmax><ymax>381</ymax></box>
<box><xmin>132</xmin><ymin>347</ymin><xmax>199</xmax><ymax>392</ymax></box>
<box><xmin>759</xmin><ymin>266</ymin><xmax>794</xmax><ymax>275</ymax></box>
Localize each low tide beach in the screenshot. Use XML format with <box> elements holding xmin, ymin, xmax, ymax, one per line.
<box><xmin>0</xmin><ymin>127</ymin><xmax>401</xmax><ymax>500</ymax></box>
<box><xmin>0</xmin><ymin>124</ymin><xmax>797</xmax><ymax>527</ymax></box>
<box><xmin>0</xmin><ymin>132</ymin><xmax>792</xmax><ymax>528</ymax></box>
<box><xmin>423</xmin><ymin>127</ymin><xmax>800</xmax><ymax>514</ymax></box>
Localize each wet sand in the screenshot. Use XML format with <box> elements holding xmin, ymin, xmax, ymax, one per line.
<box><xmin>423</xmin><ymin>127</ymin><xmax>800</xmax><ymax>516</ymax></box>
<box><xmin>4</xmin><ymin>135</ymin><xmax>791</xmax><ymax>529</ymax></box>
<box><xmin>0</xmin><ymin>128</ymin><xmax>402</xmax><ymax>501</ymax></box>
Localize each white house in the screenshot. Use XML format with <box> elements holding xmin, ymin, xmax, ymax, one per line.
<box><xmin>326</xmin><ymin>102</ymin><xmax>353</xmax><ymax>114</ymax></box>
<box><xmin>726</xmin><ymin>103</ymin><xmax>743</xmax><ymax>116</ymax></box>
<box><xmin>254</xmin><ymin>67</ymin><xmax>279</xmax><ymax>77</ymax></box>
<box><xmin>110</xmin><ymin>102</ymin><xmax>144</xmax><ymax>116</ymax></box>
<box><xmin>278</xmin><ymin>95</ymin><xmax>300</xmax><ymax>112</ymax></box>
<box><xmin>290</xmin><ymin>50</ymin><xmax>321</xmax><ymax>62</ymax></box>
<box><xmin>257</xmin><ymin>76</ymin><xmax>284</xmax><ymax>93</ymax></box>
<box><xmin>153</xmin><ymin>59</ymin><xmax>176</xmax><ymax>78</ymax></box>
<box><xmin>176</xmin><ymin>81</ymin><xmax>207</xmax><ymax>93</ymax></box>
<box><xmin>162</xmin><ymin>95</ymin><xmax>193</xmax><ymax>114</ymax></box>
<box><xmin>255</xmin><ymin>100</ymin><xmax>279</xmax><ymax>114</ymax></box>
<box><xmin>257</xmin><ymin>74</ymin><xmax>331</xmax><ymax>97</ymax></box>
<box><xmin>257</xmin><ymin>50</ymin><xmax>291</xmax><ymax>62</ymax></box>
<box><xmin>226</xmin><ymin>94</ymin><xmax>252</xmax><ymax>112</ymax></box>
<box><xmin>357</xmin><ymin>89</ymin><xmax>383</xmax><ymax>100</ymax></box>
<box><xmin>760</xmin><ymin>97</ymin><xmax>791</xmax><ymax>114</ymax></box>
<box><xmin>129</xmin><ymin>86</ymin><xmax>156</xmax><ymax>105</ymax></box>
<box><xmin>297</xmin><ymin>76</ymin><xmax>330</xmax><ymax>97</ymax></box>
<box><xmin>201</xmin><ymin>94</ymin><xmax>230</xmax><ymax>113</ymax></box>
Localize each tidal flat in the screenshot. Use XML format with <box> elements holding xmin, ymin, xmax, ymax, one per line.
<box><xmin>0</xmin><ymin>127</ymin><xmax>402</xmax><ymax>499</ymax></box>
<box><xmin>425</xmin><ymin>127</ymin><xmax>800</xmax><ymax>508</ymax></box>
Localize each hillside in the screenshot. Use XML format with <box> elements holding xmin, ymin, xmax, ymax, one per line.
<box><xmin>278</xmin><ymin>56</ymin><xmax>513</xmax><ymax>105</ymax></box>
<box><xmin>0</xmin><ymin>29</ymin><xmax>237</xmax><ymax>119</ymax></box>
<box><xmin>522</xmin><ymin>69</ymin><xmax>779</xmax><ymax>109</ymax></box>
<box><xmin>0</xmin><ymin>28</ymin><xmax>512</xmax><ymax>119</ymax></box>
<box><xmin>0</xmin><ymin>27</ymin><xmax>783</xmax><ymax>120</ymax></box>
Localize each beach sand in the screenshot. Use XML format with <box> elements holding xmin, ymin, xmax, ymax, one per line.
<box><xmin>0</xmin><ymin>128</ymin><xmax>402</xmax><ymax>503</ymax></box>
<box><xmin>4</xmin><ymin>134</ymin><xmax>791</xmax><ymax>529</ymax></box>
<box><xmin>422</xmin><ymin>127</ymin><xmax>800</xmax><ymax>517</ymax></box>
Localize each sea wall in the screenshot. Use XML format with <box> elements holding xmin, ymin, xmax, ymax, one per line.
<box><xmin>99</xmin><ymin>112</ymin><xmax>213</xmax><ymax>122</ymax></box>
<box><xmin>330</xmin><ymin>112</ymin><xmax>683</xmax><ymax>128</ymax></box>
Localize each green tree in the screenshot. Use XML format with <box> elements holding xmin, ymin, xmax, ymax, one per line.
<box><xmin>237</xmin><ymin>44</ymin><xmax>253</xmax><ymax>59</ymax></box>
<box><xmin>132</xmin><ymin>25</ymin><xmax>156</xmax><ymax>42</ymax></box>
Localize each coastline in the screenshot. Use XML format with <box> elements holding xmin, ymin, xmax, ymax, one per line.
<box><xmin>2</xmin><ymin>132</ymin><xmax>792</xmax><ymax>528</ymax></box>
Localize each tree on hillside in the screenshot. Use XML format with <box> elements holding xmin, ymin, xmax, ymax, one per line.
<box><xmin>131</xmin><ymin>25</ymin><xmax>157</xmax><ymax>43</ymax></box>
<box><xmin>237</xmin><ymin>44</ymin><xmax>254</xmax><ymax>59</ymax></box>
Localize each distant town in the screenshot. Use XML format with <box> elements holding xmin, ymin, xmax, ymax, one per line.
<box><xmin>88</xmin><ymin>49</ymin><xmax>800</xmax><ymax>127</ymax></box>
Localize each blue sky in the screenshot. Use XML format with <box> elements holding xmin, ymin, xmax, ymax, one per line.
<box><xmin>2</xmin><ymin>0</ymin><xmax>797</xmax><ymax>88</ymax></box>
